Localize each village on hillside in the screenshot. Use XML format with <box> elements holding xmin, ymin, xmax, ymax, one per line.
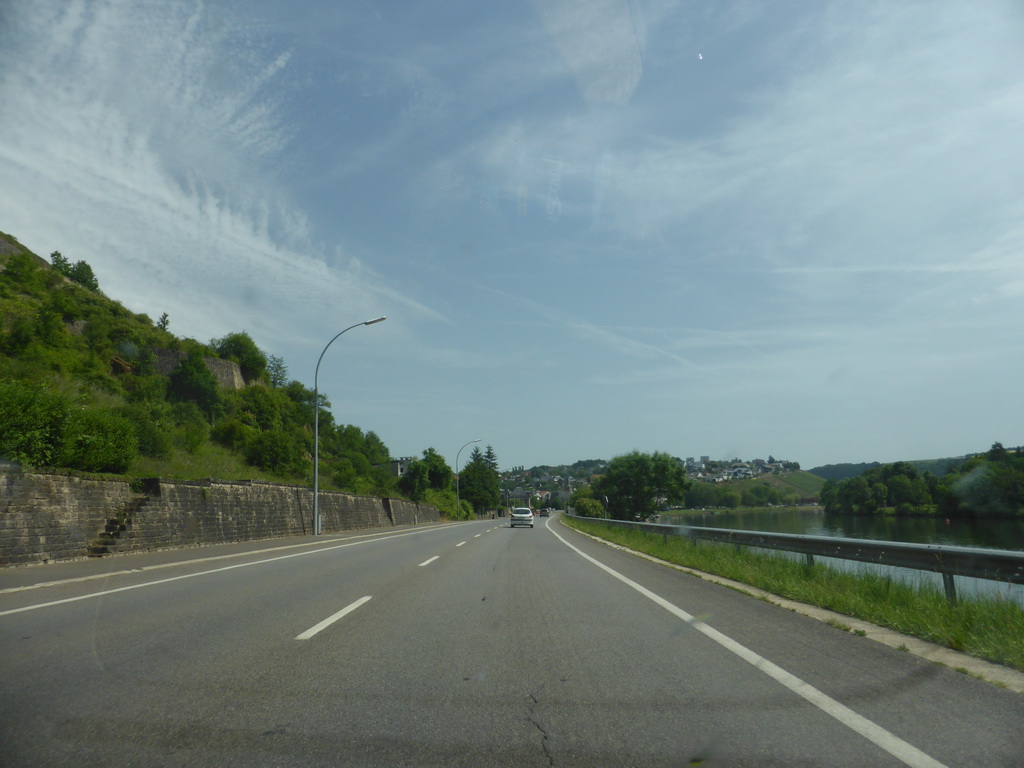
<box><xmin>496</xmin><ymin>455</ymin><xmax>802</xmax><ymax>509</ymax></box>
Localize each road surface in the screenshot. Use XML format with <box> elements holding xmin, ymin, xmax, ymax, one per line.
<box><xmin>1</xmin><ymin>515</ymin><xmax>1021</xmax><ymax>766</ymax></box>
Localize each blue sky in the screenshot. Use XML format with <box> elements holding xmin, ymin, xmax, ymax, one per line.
<box><xmin>2</xmin><ymin>0</ymin><xmax>1022</xmax><ymax>472</ymax></box>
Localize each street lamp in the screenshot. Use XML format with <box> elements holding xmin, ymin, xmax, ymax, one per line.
<box><xmin>313</xmin><ymin>316</ymin><xmax>387</xmax><ymax>536</ymax></box>
<box><xmin>455</xmin><ymin>438</ymin><xmax>482</xmax><ymax>517</ymax></box>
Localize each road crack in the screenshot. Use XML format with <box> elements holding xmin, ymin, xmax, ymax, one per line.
<box><xmin>526</xmin><ymin>693</ymin><xmax>555</xmax><ymax>767</ymax></box>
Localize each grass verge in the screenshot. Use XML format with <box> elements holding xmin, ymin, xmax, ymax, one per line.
<box><xmin>562</xmin><ymin>516</ymin><xmax>1024</xmax><ymax>673</ymax></box>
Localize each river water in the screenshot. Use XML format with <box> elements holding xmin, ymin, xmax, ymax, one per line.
<box><xmin>661</xmin><ymin>508</ymin><xmax>1024</xmax><ymax>604</ymax></box>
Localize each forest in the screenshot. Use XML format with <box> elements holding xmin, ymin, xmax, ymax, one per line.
<box><xmin>818</xmin><ymin>444</ymin><xmax>1023</xmax><ymax>517</ymax></box>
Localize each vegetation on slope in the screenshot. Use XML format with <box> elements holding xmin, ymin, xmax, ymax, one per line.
<box><xmin>0</xmin><ymin>233</ymin><xmax>419</xmax><ymax>499</ymax></box>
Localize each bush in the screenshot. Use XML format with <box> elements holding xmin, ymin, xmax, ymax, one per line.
<box><xmin>0</xmin><ymin>380</ymin><xmax>69</xmax><ymax>466</ymax></box>
<box><xmin>423</xmin><ymin>488</ymin><xmax>467</xmax><ymax>519</ymax></box>
<box><xmin>59</xmin><ymin>408</ymin><xmax>137</xmax><ymax>472</ymax></box>
<box><xmin>116</xmin><ymin>404</ymin><xmax>172</xmax><ymax>458</ymax></box>
<box><xmin>245</xmin><ymin>430</ymin><xmax>303</xmax><ymax>475</ymax></box>
<box><xmin>574</xmin><ymin>497</ymin><xmax>606</xmax><ymax>517</ymax></box>
<box><xmin>174</xmin><ymin>420</ymin><xmax>209</xmax><ymax>454</ymax></box>
<box><xmin>211</xmin><ymin>418</ymin><xmax>257</xmax><ymax>451</ymax></box>
<box><xmin>171</xmin><ymin>401</ymin><xmax>210</xmax><ymax>453</ymax></box>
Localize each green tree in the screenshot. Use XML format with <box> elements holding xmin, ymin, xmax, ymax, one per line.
<box><xmin>50</xmin><ymin>251</ymin><xmax>99</xmax><ymax>291</ymax></box>
<box><xmin>267</xmin><ymin>354</ymin><xmax>288</xmax><ymax>387</ymax></box>
<box><xmin>398</xmin><ymin>458</ymin><xmax>430</xmax><ymax>501</ymax></box>
<box><xmin>168</xmin><ymin>349</ymin><xmax>221</xmax><ymax>418</ymax></box>
<box><xmin>593</xmin><ymin>451</ymin><xmax>690</xmax><ymax>520</ymax></box>
<box><xmin>232</xmin><ymin>385</ymin><xmax>285</xmax><ymax>431</ymax></box>
<box><xmin>210</xmin><ymin>331</ymin><xmax>267</xmax><ymax>383</ymax></box>
<box><xmin>245</xmin><ymin>429</ymin><xmax>306</xmax><ymax>476</ymax></box>
<box><xmin>421</xmin><ymin>447</ymin><xmax>453</xmax><ymax>491</ymax></box>
<box><xmin>458</xmin><ymin>446</ymin><xmax>500</xmax><ymax>514</ymax></box>
<box><xmin>362</xmin><ymin>430</ymin><xmax>391</xmax><ymax>466</ymax></box>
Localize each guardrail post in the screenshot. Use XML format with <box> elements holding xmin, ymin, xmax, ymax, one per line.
<box><xmin>805</xmin><ymin>553</ymin><xmax>815</xmax><ymax>568</ymax></box>
<box><xmin>942</xmin><ymin>573</ymin><xmax>957</xmax><ymax>605</ymax></box>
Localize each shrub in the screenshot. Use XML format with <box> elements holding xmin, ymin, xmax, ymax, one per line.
<box><xmin>211</xmin><ymin>418</ymin><xmax>257</xmax><ymax>451</ymax></box>
<box><xmin>574</xmin><ymin>497</ymin><xmax>606</xmax><ymax>517</ymax></box>
<box><xmin>246</xmin><ymin>430</ymin><xmax>303</xmax><ymax>474</ymax></box>
<box><xmin>59</xmin><ymin>408</ymin><xmax>137</xmax><ymax>472</ymax></box>
<box><xmin>116</xmin><ymin>404</ymin><xmax>172</xmax><ymax>459</ymax></box>
<box><xmin>0</xmin><ymin>380</ymin><xmax>69</xmax><ymax>466</ymax></box>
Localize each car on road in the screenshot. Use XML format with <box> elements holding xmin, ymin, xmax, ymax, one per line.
<box><xmin>510</xmin><ymin>507</ymin><xmax>534</xmax><ymax>528</ymax></box>
<box><xmin>539</xmin><ymin>508</ymin><xmax>549</xmax><ymax>517</ymax></box>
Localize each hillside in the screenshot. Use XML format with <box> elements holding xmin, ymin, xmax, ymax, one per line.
<box><xmin>0</xmin><ymin>232</ymin><xmax>402</xmax><ymax>498</ymax></box>
<box><xmin>741</xmin><ymin>469</ymin><xmax>826</xmax><ymax>499</ymax></box>
<box><xmin>810</xmin><ymin>456</ymin><xmax>971</xmax><ymax>482</ymax></box>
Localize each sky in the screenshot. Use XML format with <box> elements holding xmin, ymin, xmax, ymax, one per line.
<box><xmin>2</xmin><ymin>0</ymin><xmax>1022</xmax><ymax>473</ymax></box>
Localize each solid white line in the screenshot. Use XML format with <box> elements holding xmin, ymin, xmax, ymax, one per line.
<box><xmin>418</xmin><ymin>556</ymin><xmax>439</xmax><ymax>566</ymax></box>
<box><xmin>548</xmin><ymin>525</ymin><xmax>949</xmax><ymax>768</ymax></box>
<box><xmin>456</xmin><ymin>542</ymin><xmax>466</xmax><ymax>547</ymax></box>
<box><xmin>0</xmin><ymin>527</ymin><xmax>452</xmax><ymax>617</ymax></box>
<box><xmin>0</xmin><ymin>524</ymin><xmax>470</xmax><ymax>595</ymax></box>
<box><xmin>295</xmin><ymin>596</ymin><xmax>372</xmax><ymax>640</ymax></box>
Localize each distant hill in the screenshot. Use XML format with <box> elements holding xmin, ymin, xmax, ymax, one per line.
<box><xmin>808</xmin><ymin>462</ymin><xmax>881</xmax><ymax>482</ymax></box>
<box><xmin>809</xmin><ymin>456</ymin><xmax>972</xmax><ymax>482</ymax></box>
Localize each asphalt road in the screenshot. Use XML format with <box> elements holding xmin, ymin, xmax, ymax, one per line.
<box><xmin>1</xmin><ymin>515</ymin><xmax>1021</xmax><ymax>767</ymax></box>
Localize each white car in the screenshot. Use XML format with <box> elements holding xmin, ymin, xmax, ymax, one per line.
<box><xmin>510</xmin><ymin>507</ymin><xmax>534</xmax><ymax>528</ymax></box>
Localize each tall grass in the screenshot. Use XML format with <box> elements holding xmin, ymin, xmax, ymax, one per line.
<box><xmin>563</xmin><ymin>516</ymin><xmax>1024</xmax><ymax>672</ymax></box>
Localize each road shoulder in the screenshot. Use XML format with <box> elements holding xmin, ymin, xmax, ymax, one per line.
<box><xmin>567</xmin><ymin>524</ymin><xmax>1024</xmax><ymax>694</ymax></box>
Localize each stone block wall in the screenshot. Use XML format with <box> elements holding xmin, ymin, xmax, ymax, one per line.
<box><xmin>0</xmin><ymin>471</ymin><xmax>440</xmax><ymax>566</ymax></box>
<box><xmin>0</xmin><ymin>471</ymin><xmax>136</xmax><ymax>564</ymax></box>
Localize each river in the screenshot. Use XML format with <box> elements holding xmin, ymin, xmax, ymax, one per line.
<box><xmin>660</xmin><ymin>507</ymin><xmax>1024</xmax><ymax>604</ymax></box>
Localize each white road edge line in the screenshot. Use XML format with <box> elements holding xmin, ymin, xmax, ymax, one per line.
<box><xmin>548</xmin><ymin>525</ymin><xmax>949</xmax><ymax>768</ymax></box>
<box><xmin>295</xmin><ymin>596</ymin><xmax>372</xmax><ymax>640</ymax></box>
<box><xmin>0</xmin><ymin>528</ymin><xmax>446</xmax><ymax>617</ymax></box>
<box><xmin>419</xmin><ymin>556</ymin><xmax>440</xmax><ymax>566</ymax></box>
<box><xmin>0</xmin><ymin>523</ymin><xmax>472</xmax><ymax>596</ymax></box>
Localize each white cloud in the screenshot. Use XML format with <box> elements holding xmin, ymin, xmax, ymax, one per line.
<box><xmin>0</xmin><ymin>0</ymin><xmax>434</xmax><ymax>352</ymax></box>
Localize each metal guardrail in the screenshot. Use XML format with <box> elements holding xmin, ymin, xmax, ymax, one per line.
<box><xmin>566</xmin><ymin>515</ymin><xmax>1024</xmax><ymax>603</ymax></box>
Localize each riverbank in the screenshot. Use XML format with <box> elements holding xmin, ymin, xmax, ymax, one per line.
<box><xmin>662</xmin><ymin>506</ymin><xmax>1024</xmax><ymax>551</ymax></box>
<box><xmin>562</xmin><ymin>516</ymin><xmax>1024</xmax><ymax>674</ymax></box>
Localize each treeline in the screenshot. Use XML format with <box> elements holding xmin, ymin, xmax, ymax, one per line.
<box><xmin>0</xmin><ymin>236</ymin><xmax>447</xmax><ymax>507</ymax></box>
<box><xmin>398</xmin><ymin>445</ymin><xmax>501</xmax><ymax>520</ymax></box>
<box><xmin>681</xmin><ymin>481</ymin><xmax>800</xmax><ymax>509</ymax></box>
<box><xmin>819</xmin><ymin>443</ymin><xmax>1023</xmax><ymax>517</ymax></box>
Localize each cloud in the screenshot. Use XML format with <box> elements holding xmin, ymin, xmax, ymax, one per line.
<box><xmin>527</xmin><ymin>0</ymin><xmax>646</xmax><ymax>105</ymax></box>
<box><xmin>0</xmin><ymin>0</ymin><xmax>434</xmax><ymax>350</ymax></box>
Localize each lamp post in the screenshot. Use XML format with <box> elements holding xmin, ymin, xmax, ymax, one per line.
<box><xmin>455</xmin><ymin>438</ymin><xmax>481</xmax><ymax>517</ymax></box>
<box><xmin>313</xmin><ymin>316</ymin><xmax>386</xmax><ymax>536</ymax></box>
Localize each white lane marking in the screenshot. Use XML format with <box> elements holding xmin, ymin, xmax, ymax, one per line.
<box><xmin>474</xmin><ymin>534</ymin><xmax>482</xmax><ymax>538</ymax></box>
<box><xmin>457</xmin><ymin>542</ymin><xmax>467</xmax><ymax>547</ymax></box>
<box><xmin>0</xmin><ymin>524</ymin><xmax>471</xmax><ymax>596</ymax></box>
<box><xmin>0</xmin><ymin>524</ymin><xmax>473</xmax><ymax>596</ymax></box>
<box><xmin>549</xmin><ymin>526</ymin><xmax>949</xmax><ymax>768</ymax></box>
<box><xmin>296</xmin><ymin>596</ymin><xmax>372</xmax><ymax>640</ymax></box>
<box><xmin>0</xmin><ymin>527</ymin><xmax>454</xmax><ymax>617</ymax></box>
<box><xmin>419</xmin><ymin>556</ymin><xmax>440</xmax><ymax>567</ymax></box>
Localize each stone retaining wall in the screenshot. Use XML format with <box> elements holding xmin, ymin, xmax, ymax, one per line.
<box><xmin>0</xmin><ymin>471</ymin><xmax>440</xmax><ymax>566</ymax></box>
